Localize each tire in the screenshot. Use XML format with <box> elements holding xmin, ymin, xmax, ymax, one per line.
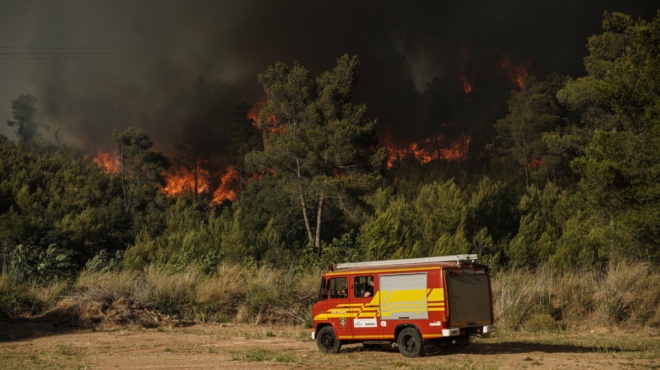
<box><xmin>397</xmin><ymin>327</ymin><xmax>425</xmax><ymax>358</ymax></box>
<box><xmin>316</xmin><ymin>326</ymin><xmax>342</xmax><ymax>353</ymax></box>
<box><xmin>456</xmin><ymin>335</ymin><xmax>470</xmax><ymax>350</ymax></box>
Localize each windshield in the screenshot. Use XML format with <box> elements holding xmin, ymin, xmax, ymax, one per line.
<box><xmin>317</xmin><ymin>277</ymin><xmax>326</xmax><ymax>301</ymax></box>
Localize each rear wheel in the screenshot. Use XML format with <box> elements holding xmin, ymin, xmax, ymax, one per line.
<box><xmin>317</xmin><ymin>326</ymin><xmax>342</xmax><ymax>353</ymax></box>
<box><xmin>397</xmin><ymin>327</ymin><xmax>425</xmax><ymax>357</ymax></box>
<box><xmin>456</xmin><ymin>335</ymin><xmax>470</xmax><ymax>349</ymax></box>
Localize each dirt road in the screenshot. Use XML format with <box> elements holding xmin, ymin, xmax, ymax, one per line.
<box><xmin>1</xmin><ymin>321</ymin><xmax>658</xmax><ymax>369</ymax></box>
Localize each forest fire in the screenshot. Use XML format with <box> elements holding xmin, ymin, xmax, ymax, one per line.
<box><xmin>460</xmin><ymin>45</ymin><xmax>474</xmax><ymax>94</ymax></box>
<box><xmin>161</xmin><ymin>164</ymin><xmax>211</xmax><ymax>196</ymax></box>
<box><xmin>248</xmin><ymin>97</ymin><xmax>286</xmax><ymax>135</ymax></box>
<box><xmin>529</xmin><ymin>157</ymin><xmax>544</xmax><ymax>168</ymax></box>
<box><xmin>385</xmin><ymin>134</ymin><xmax>471</xmax><ymax>169</ymax></box>
<box><xmin>92</xmin><ymin>150</ymin><xmax>240</xmax><ymax>204</ymax></box>
<box><xmin>247</xmin><ymin>97</ymin><xmax>265</xmax><ymax>126</ymax></box>
<box><xmin>461</xmin><ymin>76</ymin><xmax>474</xmax><ymax>94</ymax></box>
<box><xmin>212</xmin><ymin>168</ymin><xmax>239</xmax><ymax>204</ymax></box>
<box><xmin>92</xmin><ymin>149</ymin><xmax>120</xmax><ymax>174</ymax></box>
<box><xmin>497</xmin><ymin>53</ymin><xmax>531</xmax><ymax>91</ymax></box>
<box><xmin>161</xmin><ymin>165</ymin><xmax>240</xmax><ymax>204</ymax></box>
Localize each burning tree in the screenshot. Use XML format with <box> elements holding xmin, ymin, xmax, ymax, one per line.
<box><xmin>246</xmin><ymin>55</ymin><xmax>384</xmax><ymax>257</ymax></box>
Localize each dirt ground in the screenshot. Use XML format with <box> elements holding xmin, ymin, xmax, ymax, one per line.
<box><xmin>0</xmin><ymin>320</ymin><xmax>658</xmax><ymax>369</ymax></box>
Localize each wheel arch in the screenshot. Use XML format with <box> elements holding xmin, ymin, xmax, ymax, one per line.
<box><xmin>394</xmin><ymin>323</ymin><xmax>421</xmax><ymax>340</ymax></box>
<box><xmin>315</xmin><ymin>322</ymin><xmax>334</xmax><ymax>334</ymax></box>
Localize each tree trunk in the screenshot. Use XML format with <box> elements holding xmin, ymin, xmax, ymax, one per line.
<box><xmin>315</xmin><ymin>194</ymin><xmax>324</xmax><ymax>257</ymax></box>
<box><xmin>296</xmin><ymin>159</ymin><xmax>315</xmax><ymax>245</ymax></box>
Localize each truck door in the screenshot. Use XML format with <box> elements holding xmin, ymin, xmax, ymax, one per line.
<box><xmin>350</xmin><ymin>274</ymin><xmax>380</xmax><ymax>339</ymax></box>
<box><xmin>326</xmin><ymin>276</ymin><xmax>353</xmax><ymax>340</ymax></box>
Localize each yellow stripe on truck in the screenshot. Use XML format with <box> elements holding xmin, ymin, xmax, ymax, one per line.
<box><xmin>380</xmin><ymin>289</ymin><xmax>428</xmax><ymax>318</ymax></box>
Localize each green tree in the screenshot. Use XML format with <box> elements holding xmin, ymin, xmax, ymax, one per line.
<box><xmin>113</xmin><ymin>127</ymin><xmax>171</xmax><ymax>214</ymax></box>
<box><xmin>0</xmin><ymin>139</ymin><xmax>128</xmax><ymax>270</ymax></box>
<box><xmin>492</xmin><ymin>74</ymin><xmax>567</xmax><ymax>186</ymax></box>
<box><xmin>556</xmin><ymin>12</ymin><xmax>660</xmax><ymax>263</ymax></box>
<box><xmin>507</xmin><ymin>184</ymin><xmax>564</xmax><ymax>267</ymax></box>
<box><xmin>6</xmin><ymin>94</ymin><xmax>47</xmax><ymax>147</ymax></box>
<box><xmin>246</xmin><ymin>55</ymin><xmax>383</xmax><ymax>257</ymax></box>
<box><xmin>123</xmin><ymin>197</ymin><xmax>224</xmax><ymax>272</ymax></box>
<box><xmin>356</xmin><ymin>192</ymin><xmax>415</xmax><ymax>259</ymax></box>
<box><xmin>411</xmin><ymin>180</ymin><xmax>468</xmax><ymax>258</ymax></box>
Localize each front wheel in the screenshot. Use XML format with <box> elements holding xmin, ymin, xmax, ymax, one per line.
<box><xmin>316</xmin><ymin>326</ymin><xmax>342</xmax><ymax>353</ymax></box>
<box><xmin>397</xmin><ymin>327</ymin><xmax>425</xmax><ymax>357</ymax></box>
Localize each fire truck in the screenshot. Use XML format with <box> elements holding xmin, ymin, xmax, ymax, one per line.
<box><xmin>311</xmin><ymin>254</ymin><xmax>496</xmax><ymax>357</ymax></box>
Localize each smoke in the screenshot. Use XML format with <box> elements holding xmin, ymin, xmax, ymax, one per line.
<box><xmin>1</xmin><ymin>0</ymin><xmax>656</xmax><ymax>156</ymax></box>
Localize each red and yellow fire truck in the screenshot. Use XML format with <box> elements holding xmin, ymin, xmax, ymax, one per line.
<box><xmin>311</xmin><ymin>254</ymin><xmax>496</xmax><ymax>357</ymax></box>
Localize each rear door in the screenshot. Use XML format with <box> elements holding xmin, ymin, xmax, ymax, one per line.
<box><xmin>445</xmin><ymin>269</ymin><xmax>493</xmax><ymax>327</ymax></box>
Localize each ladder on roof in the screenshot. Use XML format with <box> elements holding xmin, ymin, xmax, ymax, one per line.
<box><xmin>335</xmin><ymin>254</ymin><xmax>478</xmax><ymax>269</ymax></box>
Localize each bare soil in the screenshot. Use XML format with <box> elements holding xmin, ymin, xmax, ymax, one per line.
<box><xmin>1</xmin><ymin>318</ymin><xmax>658</xmax><ymax>370</ymax></box>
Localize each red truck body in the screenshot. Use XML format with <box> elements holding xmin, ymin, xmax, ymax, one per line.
<box><xmin>311</xmin><ymin>254</ymin><xmax>496</xmax><ymax>357</ymax></box>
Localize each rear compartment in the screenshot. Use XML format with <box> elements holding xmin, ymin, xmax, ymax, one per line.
<box><xmin>446</xmin><ymin>269</ymin><xmax>493</xmax><ymax>328</ymax></box>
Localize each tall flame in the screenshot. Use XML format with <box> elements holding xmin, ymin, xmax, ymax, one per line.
<box><xmin>497</xmin><ymin>53</ymin><xmax>531</xmax><ymax>91</ymax></box>
<box><xmin>461</xmin><ymin>76</ymin><xmax>473</xmax><ymax>94</ymax></box>
<box><xmin>460</xmin><ymin>44</ymin><xmax>474</xmax><ymax>94</ymax></box>
<box><xmin>212</xmin><ymin>168</ymin><xmax>240</xmax><ymax>204</ymax></box>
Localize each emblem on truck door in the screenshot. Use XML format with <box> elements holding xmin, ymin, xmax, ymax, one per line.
<box><xmin>340</xmin><ymin>318</ymin><xmax>346</xmax><ymax>329</ymax></box>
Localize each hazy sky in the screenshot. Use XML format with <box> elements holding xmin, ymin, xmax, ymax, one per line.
<box><xmin>0</xmin><ymin>0</ymin><xmax>656</xmax><ymax>153</ymax></box>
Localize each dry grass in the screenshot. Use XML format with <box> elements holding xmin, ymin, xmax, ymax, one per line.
<box><xmin>492</xmin><ymin>261</ymin><xmax>660</xmax><ymax>331</ymax></box>
<box><xmin>59</xmin><ymin>263</ymin><xmax>320</xmax><ymax>326</ymax></box>
<box><xmin>2</xmin><ymin>260</ymin><xmax>658</xmax><ymax>332</ymax></box>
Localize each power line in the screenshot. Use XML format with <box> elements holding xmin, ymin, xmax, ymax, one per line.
<box><xmin>0</xmin><ymin>45</ymin><xmax>231</xmax><ymax>60</ymax></box>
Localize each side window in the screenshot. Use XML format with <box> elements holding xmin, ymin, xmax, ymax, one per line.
<box><xmin>354</xmin><ymin>275</ymin><xmax>375</xmax><ymax>298</ymax></box>
<box><xmin>328</xmin><ymin>277</ymin><xmax>348</xmax><ymax>299</ymax></box>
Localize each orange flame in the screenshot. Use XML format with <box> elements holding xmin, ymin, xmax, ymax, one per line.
<box><xmin>461</xmin><ymin>76</ymin><xmax>473</xmax><ymax>94</ymax></box>
<box><xmin>212</xmin><ymin>168</ymin><xmax>240</xmax><ymax>204</ymax></box>
<box><xmin>529</xmin><ymin>157</ymin><xmax>543</xmax><ymax>168</ymax></box>
<box><xmin>459</xmin><ymin>44</ymin><xmax>474</xmax><ymax>94</ymax></box>
<box><xmin>161</xmin><ymin>164</ymin><xmax>210</xmax><ymax>196</ymax></box>
<box><xmin>248</xmin><ymin>97</ymin><xmax>286</xmax><ymax>135</ymax></box>
<box><xmin>384</xmin><ymin>134</ymin><xmax>470</xmax><ymax>169</ymax></box>
<box><xmin>497</xmin><ymin>54</ymin><xmax>531</xmax><ymax>91</ymax></box>
<box><xmin>248</xmin><ymin>97</ymin><xmax>267</xmax><ymax>127</ymax></box>
<box><xmin>93</xmin><ymin>149</ymin><xmax>120</xmax><ymax>173</ymax></box>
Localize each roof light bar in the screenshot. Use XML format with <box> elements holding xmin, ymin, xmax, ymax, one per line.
<box><xmin>336</xmin><ymin>254</ymin><xmax>478</xmax><ymax>269</ymax></box>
